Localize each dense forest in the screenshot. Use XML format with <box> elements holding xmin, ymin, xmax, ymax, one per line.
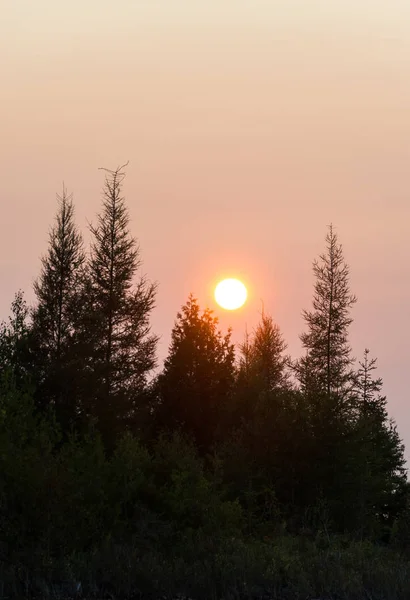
<box><xmin>1</xmin><ymin>165</ymin><xmax>410</xmax><ymax>599</ymax></box>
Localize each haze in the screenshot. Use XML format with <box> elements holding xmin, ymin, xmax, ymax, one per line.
<box><xmin>1</xmin><ymin>1</ymin><xmax>410</xmax><ymax>461</ymax></box>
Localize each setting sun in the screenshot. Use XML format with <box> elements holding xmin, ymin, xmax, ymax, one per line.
<box><xmin>214</xmin><ymin>278</ymin><xmax>247</xmax><ymax>310</ymax></box>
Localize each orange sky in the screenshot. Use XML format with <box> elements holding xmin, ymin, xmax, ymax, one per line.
<box><xmin>2</xmin><ymin>1</ymin><xmax>410</xmax><ymax>462</ymax></box>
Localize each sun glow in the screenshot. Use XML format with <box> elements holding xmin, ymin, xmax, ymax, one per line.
<box><xmin>214</xmin><ymin>278</ymin><xmax>247</xmax><ymax>310</ymax></box>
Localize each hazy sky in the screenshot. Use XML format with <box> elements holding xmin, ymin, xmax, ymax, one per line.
<box><xmin>2</xmin><ymin>1</ymin><xmax>410</xmax><ymax>461</ymax></box>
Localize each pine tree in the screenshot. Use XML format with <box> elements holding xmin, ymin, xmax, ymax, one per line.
<box><xmin>249</xmin><ymin>310</ymin><xmax>290</xmax><ymax>394</ymax></box>
<box><xmin>234</xmin><ymin>327</ymin><xmax>254</xmax><ymax>424</ymax></box>
<box><xmin>346</xmin><ymin>349</ymin><xmax>408</xmax><ymax>538</ymax></box>
<box><xmin>234</xmin><ymin>311</ymin><xmax>290</xmax><ymax>427</ymax></box>
<box><xmin>33</xmin><ymin>186</ymin><xmax>85</xmax><ymax>361</ymax></box>
<box><xmin>157</xmin><ymin>294</ymin><xmax>235</xmax><ymax>451</ymax></box>
<box><xmin>31</xmin><ymin>186</ymin><xmax>85</xmax><ymax>427</ymax></box>
<box><xmin>0</xmin><ymin>291</ymin><xmax>32</xmax><ymax>386</ymax></box>
<box><xmin>85</xmin><ymin>164</ymin><xmax>158</xmax><ymax>443</ymax></box>
<box><xmin>291</xmin><ymin>226</ymin><xmax>359</xmax><ymax>527</ymax></box>
<box><xmin>238</xmin><ymin>327</ymin><xmax>252</xmax><ymax>378</ymax></box>
<box><xmin>229</xmin><ymin>312</ymin><xmax>304</xmax><ymax>515</ymax></box>
<box><xmin>296</xmin><ymin>225</ymin><xmax>357</xmax><ymax>398</ymax></box>
<box><xmin>355</xmin><ymin>348</ymin><xmax>384</xmax><ymax>414</ymax></box>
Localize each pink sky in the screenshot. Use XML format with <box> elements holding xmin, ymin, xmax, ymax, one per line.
<box><xmin>2</xmin><ymin>1</ymin><xmax>410</xmax><ymax>463</ymax></box>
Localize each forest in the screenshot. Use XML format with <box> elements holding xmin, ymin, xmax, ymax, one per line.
<box><xmin>1</xmin><ymin>165</ymin><xmax>410</xmax><ymax>600</ymax></box>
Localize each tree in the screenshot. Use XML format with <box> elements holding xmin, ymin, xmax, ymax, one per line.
<box><xmin>246</xmin><ymin>310</ymin><xmax>290</xmax><ymax>394</ymax></box>
<box><xmin>290</xmin><ymin>227</ymin><xmax>360</xmax><ymax>528</ymax></box>
<box><xmin>344</xmin><ymin>349</ymin><xmax>408</xmax><ymax>538</ymax></box>
<box><xmin>237</xmin><ymin>327</ymin><xmax>253</xmax><ymax>384</ymax></box>
<box><xmin>295</xmin><ymin>225</ymin><xmax>356</xmax><ymax>398</ymax></box>
<box><xmin>33</xmin><ymin>186</ymin><xmax>85</xmax><ymax>362</ymax></box>
<box><xmin>228</xmin><ymin>313</ymin><xmax>308</xmax><ymax>520</ymax></box>
<box><xmin>84</xmin><ymin>164</ymin><xmax>158</xmax><ymax>444</ymax></box>
<box><xmin>156</xmin><ymin>294</ymin><xmax>235</xmax><ymax>452</ymax></box>
<box><xmin>355</xmin><ymin>348</ymin><xmax>384</xmax><ymax>414</ymax></box>
<box><xmin>233</xmin><ymin>310</ymin><xmax>290</xmax><ymax>431</ymax></box>
<box><xmin>233</xmin><ymin>327</ymin><xmax>255</xmax><ymax>425</ymax></box>
<box><xmin>0</xmin><ymin>291</ymin><xmax>32</xmax><ymax>386</ymax></box>
<box><xmin>31</xmin><ymin>186</ymin><xmax>85</xmax><ymax>428</ymax></box>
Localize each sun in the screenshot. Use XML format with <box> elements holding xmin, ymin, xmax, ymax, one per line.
<box><xmin>214</xmin><ymin>278</ymin><xmax>247</xmax><ymax>310</ymax></box>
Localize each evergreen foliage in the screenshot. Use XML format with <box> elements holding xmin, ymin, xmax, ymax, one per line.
<box><xmin>0</xmin><ymin>291</ymin><xmax>32</xmax><ymax>386</ymax></box>
<box><xmin>82</xmin><ymin>164</ymin><xmax>158</xmax><ymax>444</ymax></box>
<box><xmin>347</xmin><ymin>349</ymin><xmax>408</xmax><ymax>538</ymax></box>
<box><xmin>249</xmin><ymin>310</ymin><xmax>290</xmax><ymax>392</ymax></box>
<box><xmin>235</xmin><ymin>311</ymin><xmax>290</xmax><ymax>425</ymax></box>
<box><xmin>157</xmin><ymin>294</ymin><xmax>235</xmax><ymax>451</ymax></box>
<box><xmin>0</xmin><ymin>180</ymin><xmax>408</xmax><ymax>599</ymax></box>
<box><xmin>31</xmin><ymin>186</ymin><xmax>85</xmax><ymax>428</ymax></box>
<box><xmin>295</xmin><ymin>224</ymin><xmax>357</xmax><ymax>397</ymax></box>
<box><xmin>32</xmin><ymin>186</ymin><xmax>85</xmax><ymax>360</ymax></box>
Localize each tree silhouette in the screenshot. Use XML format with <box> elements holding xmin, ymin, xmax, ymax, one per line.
<box><xmin>295</xmin><ymin>225</ymin><xmax>356</xmax><ymax>398</ymax></box>
<box><xmin>248</xmin><ymin>310</ymin><xmax>290</xmax><ymax>394</ymax></box>
<box><xmin>233</xmin><ymin>311</ymin><xmax>290</xmax><ymax>431</ymax></box>
<box><xmin>83</xmin><ymin>164</ymin><xmax>158</xmax><ymax>444</ymax></box>
<box><xmin>1</xmin><ymin>203</ymin><xmax>410</xmax><ymax>596</ymax></box>
<box><xmin>31</xmin><ymin>186</ymin><xmax>86</xmax><ymax>427</ymax></box>
<box><xmin>345</xmin><ymin>349</ymin><xmax>408</xmax><ymax>538</ymax></box>
<box><xmin>0</xmin><ymin>291</ymin><xmax>32</xmax><ymax>387</ymax></box>
<box><xmin>292</xmin><ymin>226</ymin><xmax>360</xmax><ymax>528</ymax></box>
<box><xmin>157</xmin><ymin>294</ymin><xmax>235</xmax><ymax>452</ymax></box>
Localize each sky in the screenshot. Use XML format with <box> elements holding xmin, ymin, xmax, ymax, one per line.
<box><xmin>1</xmin><ymin>1</ymin><xmax>410</xmax><ymax>461</ymax></box>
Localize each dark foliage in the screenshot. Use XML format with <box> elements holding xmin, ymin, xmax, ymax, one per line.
<box><xmin>155</xmin><ymin>294</ymin><xmax>235</xmax><ymax>452</ymax></box>
<box><xmin>0</xmin><ymin>187</ymin><xmax>408</xmax><ymax>599</ymax></box>
<box><xmin>295</xmin><ymin>224</ymin><xmax>357</xmax><ymax>397</ymax></box>
<box><xmin>31</xmin><ymin>186</ymin><xmax>86</xmax><ymax>429</ymax></box>
<box><xmin>76</xmin><ymin>165</ymin><xmax>158</xmax><ymax>445</ymax></box>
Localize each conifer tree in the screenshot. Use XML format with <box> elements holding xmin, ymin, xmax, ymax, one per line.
<box><xmin>233</xmin><ymin>328</ymin><xmax>255</xmax><ymax>424</ymax></box>
<box><xmin>234</xmin><ymin>311</ymin><xmax>290</xmax><ymax>426</ymax></box>
<box><xmin>229</xmin><ymin>312</ymin><xmax>303</xmax><ymax>514</ymax></box>
<box><xmin>355</xmin><ymin>348</ymin><xmax>384</xmax><ymax>413</ymax></box>
<box><xmin>0</xmin><ymin>291</ymin><xmax>32</xmax><ymax>386</ymax></box>
<box><xmin>33</xmin><ymin>186</ymin><xmax>85</xmax><ymax>360</ymax></box>
<box><xmin>291</xmin><ymin>227</ymin><xmax>359</xmax><ymax>525</ymax></box>
<box><xmin>295</xmin><ymin>225</ymin><xmax>357</xmax><ymax>397</ymax></box>
<box><xmin>31</xmin><ymin>187</ymin><xmax>85</xmax><ymax>426</ymax></box>
<box><xmin>238</xmin><ymin>327</ymin><xmax>253</xmax><ymax>383</ymax></box>
<box><xmin>346</xmin><ymin>349</ymin><xmax>408</xmax><ymax>537</ymax></box>
<box><xmin>249</xmin><ymin>310</ymin><xmax>290</xmax><ymax>394</ymax></box>
<box><xmin>157</xmin><ymin>294</ymin><xmax>235</xmax><ymax>451</ymax></box>
<box><xmin>85</xmin><ymin>164</ymin><xmax>158</xmax><ymax>443</ymax></box>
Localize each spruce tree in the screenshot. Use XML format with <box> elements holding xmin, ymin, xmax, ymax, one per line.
<box><xmin>234</xmin><ymin>328</ymin><xmax>255</xmax><ymax>424</ymax></box>
<box><xmin>355</xmin><ymin>348</ymin><xmax>384</xmax><ymax>413</ymax></box>
<box><xmin>238</xmin><ymin>327</ymin><xmax>253</xmax><ymax>383</ymax></box>
<box><xmin>230</xmin><ymin>313</ymin><xmax>303</xmax><ymax>515</ymax></box>
<box><xmin>295</xmin><ymin>225</ymin><xmax>357</xmax><ymax>397</ymax></box>
<box><xmin>0</xmin><ymin>291</ymin><xmax>32</xmax><ymax>386</ymax></box>
<box><xmin>157</xmin><ymin>294</ymin><xmax>235</xmax><ymax>451</ymax></box>
<box><xmin>33</xmin><ymin>186</ymin><xmax>85</xmax><ymax>360</ymax></box>
<box><xmin>234</xmin><ymin>311</ymin><xmax>290</xmax><ymax>426</ymax></box>
<box><xmin>31</xmin><ymin>187</ymin><xmax>85</xmax><ymax>427</ymax></box>
<box><xmin>346</xmin><ymin>349</ymin><xmax>408</xmax><ymax>538</ymax></box>
<box><xmin>249</xmin><ymin>310</ymin><xmax>290</xmax><ymax>394</ymax></box>
<box><xmin>85</xmin><ymin>164</ymin><xmax>157</xmax><ymax>443</ymax></box>
<box><xmin>292</xmin><ymin>226</ymin><xmax>359</xmax><ymax>526</ymax></box>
